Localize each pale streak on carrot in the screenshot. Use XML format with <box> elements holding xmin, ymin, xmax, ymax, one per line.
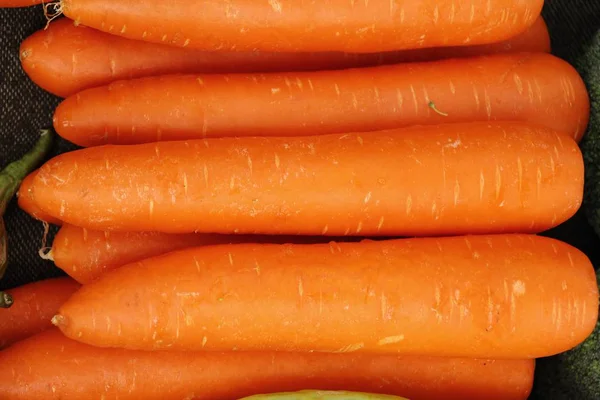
<box><xmin>202</xmin><ymin>336</ymin><xmax>208</xmax><ymax>348</ymax></box>
<box><xmin>154</xmin><ymin>145</ymin><xmax>160</xmax><ymax>158</ymax></box>
<box><xmin>469</xmin><ymin>3</ymin><xmax>475</xmax><ymax>23</ymax></box>
<box><xmin>536</xmin><ymin>167</ymin><xmax>542</xmax><ymax>200</ymax></box>
<box><xmin>517</xmin><ymin>157</ymin><xmax>523</xmax><ymax>193</ymax></box>
<box><xmin>308</xmin><ymin>79</ymin><xmax>314</xmax><ymax>92</ymax></box>
<box><xmin>377</xmin><ymin>216</ymin><xmax>385</xmax><ymax>232</ymax></box>
<box><xmin>454</xmin><ymin>179</ymin><xmax>460</xmax><ymax>206</ymax></box>
<box><xmin>395</xmin><ymin>89</ymin><xmax>403</xmax><ymax>112</ymax></box>
<box><xmin>389</xmin><ymin>0</ymin><xmax>394</xmax><ymax>16</ymax></box>
<box><xmin>472</xmin><ymin>86</ymin><xmax>481</xmax><ymax>110</ymax></box>
<box><xmin>400</xmin><ymin>7</ymin><xmax>405</xmax><ymax>23</ymax></box>
<box><xmin>448</xmin><ymin>80</ymin><xmax>456</xmax><ymax>94</ymax></box>
<box><xmin>433</xmin><ymin>4</ymin><xmax>439</xmax><ymax>24</ymax></box>
<box><xmin>485</xmin><ymin>0</ymin><xmax>492</xmax><ymax>15</ymax></box>
<box><xmin>364</xmin><ymin>192</ymin><xmax>372</xmax><ymax>204</ymax></box>
<box><xmin>495</xmin><ymin>164</ymin><xmax>502</xmax><ymax>201</ymax></box>
<box><xmin>120</xmin><ymin>24</ymin><xmax>127</xmax><ymax>34</ymax></box>
<box><xmin>156</xmin><ymin>128</ymin><xmax>163</xmax><ymax>141</ymax></box>
<box><xmin>556</xmin><ymin>300</ymin><xmax>563</xmax><ymax>333</ymax></box>
<box><xmin>82</xmin><ymin>228</ymin><xmax>88</xmax><ymax>242</ymax></box>
<box><xmin>352</xmin><ymin>93</ymin><xmax>359</xmax><ymax>110</ymax></box>
<box><xmin>527</xmin><ymin>81</ymin><xmax>535</xmax><ymax>104</ymax></box>
<box><xmin>573</xmin><ymin>298</ymin><xmax>580</xmax><ymax>328</ymax></box>
<box><xmin>487</xmin><ymin>287</ymin><xmax>494</xmax><ymax>330</ymax></box>
<box><xmin>322</xmin><ymin>225</ymin><xmax>329</xmax><ymax>235</ymax></box>
<box><xmin>436</xmin><ymin>239</ymin><xmax>443</xmax><ymax>253</ymax></box>
<box><xmin>406</xmin><ymin>195</ymin><xmax>413</xmax><ymax>215</ymax></box>
<box><xmin>175</xmin><ymin>309</ymin><xmax>181</xmax><ymax>339</ymax></box>
<box><xmin>228</xmin><ymin>252</ymin><xmax>234</xmax><ymax>266</ymax></box>
<box><xmin>247</xmin><ymin>155</ymin><xmax>253</xmax><ymax>175</ymax></box>
<box><xmin>275</xmin><ymin>153</ymin><xmax>281</xmax><ymax>169</ymax></box>
<box><xmin>298</xmin><ymin>276</ymin><xmax>304</xmax><ymax>300</ymax></box>
<box><xmin>344</xmin><ymin>227</ymin><xmax>351</xmax><ymax>236</ymax></box>
<box><xmin>484</xmin><ymin>89</ymin><xmax>492</xmax><ymax>118</ymax></box>
<box><xmin>335</xmin><ymin>342</ymin><xmax>365</xmax><ymax>353</ymax></box>
<box><xmin>378</xmin><ymin>335</ymin><xmax>404</xmax><ymax>345</ymax></box>
<box><xmin>183</xmin><ymin>38</ymin><xmax>191</xmax><ymax>47</ymax></box>
<box><xmin>161</xmin><ymin>34</ymin><xmax>167</xmax><ymax>42</ymax></box>
<box><xmin>464</xmin><ymin>237</ymin><xmax>472</xmax><ymax>251</ymax></box>
<box><xmin>60</xmin><ymin>200</ymin><xmax>66</xmax><ymax>217</ymax></box>
<box><xmin>108</xmin><ymin>25</ymin><xmax>114</xmax><ymax>32</ymax></box>
<box><xmin>105</xmin><ymin>315</ymin><xmax>112</xmax><ymax>333</ymax></box>
<box><xmin>431</xmin><ymin>201</ymin><xmax>438</xmax><ymax>220</ymax></box>
<box><xmin>357</xmin><ymin>136</ymin><xmax>364</xmax><ymax>146</ymax></box>
<box><xmin>449</xmin><ymin>2</ymin><xmax>455</xmax><ymax>24</ymax></box>
<box><xmin>203</xmin><ymin>163</ymin><xmax>209</xmax><ymax>188</ymax></box>
<box><xmin>479</xmin><ymin>170</ymin><xmax>485</xmax><ymax>201</ymax></box>
<box><xmin>271</xmin><ymin>88</ymin><xmax>281</xmax><ymax>94</ymax></box>
<box><xmin>148</xmin><ymin>200</ymin><xmax>154</xmax><ymax>218</ymax></box>
<box><xmin>408</xmin><ymin>85</ymin><xmax>419</xmax><ymax>114</ymax></box>
<box><xmin>380</xmin><ymin>292</ymin><xmax>387</xmax><ymax>321</ymax></box>
<box><xmin>356</xmin><ymin>221</ymin><xmax>363</xmax><ymax>233</ymax></box>
<box><xmin>513</xmin><ymin>73</ymin><xmax>524</xmax><ymax>95</ymax></box>
<box><xmin>142</xmin><ymin>31</ymin><xmax>148</xmax><ymax>38</ymax></box>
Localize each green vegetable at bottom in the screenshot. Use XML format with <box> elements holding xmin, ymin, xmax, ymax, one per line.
<box><xmin>239</xmin><ymin>390</ymin><xmax>407</xmax><ymax>400</ymax></box>
<box><xmin>0</xmin><ymin>129</ymin><xmax>53</xmax><ymax>307</ymax></box>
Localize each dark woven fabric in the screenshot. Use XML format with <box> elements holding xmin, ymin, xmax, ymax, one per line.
<box><xmin>0</xmin><ymin>3</ymin><xmax>599</xmax><ymax>398</ymax></box>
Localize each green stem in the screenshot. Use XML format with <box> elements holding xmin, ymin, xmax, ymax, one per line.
<box><xmin>0</xmin><ymin>129</ymin><xmax>54</xmax><ymax>289</ymax></box>
<box><xmin>0</xmin><ymin>129</ymin><xmax>54</xmax><ymax>216</ymax></box>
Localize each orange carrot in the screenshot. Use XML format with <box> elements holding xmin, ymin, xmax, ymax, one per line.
<box><xmin>0</xmin><ymin>278</ymin><xmax>79</xmax><ymax>348</ymax></box>
<box><xmin>17</xmin><ymin>170</ymin><xmax>62</xmax><ymax>226</ymax></box>
<box><xmin>53</xmin><ymin>52</ymin><xmax>589</xmax><ymax>147</ymax></box>
<box><xmin>33</xmin><ymin>122</ymin><xmax>583</xmax><ymax>236</ymax></box>
<box><xmin>0</xmin><ymin>0</ymin><xmax>41</xmax><ymax>7</ymax></box>
<box><xmin>51</xmin><ymin>224</ymin><xmax>350</xmax><ymax>284</ymax></box>
<box><xmin>58</xmin><ymin>0</ymin><xmax>544</xmax><ymax>52</ymax></box>
<box><xmin>53</xmin><ymin>235</ymin><xmax>599</xmax><ymax>358</ymax></box>
<box><xmin>0</xmin><ymin>329</ymin><xmax>535</xmax><ymax>400</ymax></box>
<box><xmin>21</xmin><ymin>17</ymin><xmax>550</xmax><ymax>98</ymax></box>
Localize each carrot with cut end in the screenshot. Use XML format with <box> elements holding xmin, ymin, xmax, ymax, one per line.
<box><xmin>32</xmin><ymin>122</ymin><xmax>584</xmax><ymax>237</ymax></box>
<box><xmin>57</xmin><ymin>0</ymin><xmax>544</xmax><ymax>53</ymax></box>
<box><xmin>21</xmin><ymin>17</ymin><xmax>551</xmax><ymax>98</ymax></box>
<box><xmin>0</xmin><ymin>329</ymin><xmax>535</xmax><ymax>400</ymax></box>
<box><xmin>51</xmin><ymin>224</ymin><xmax>350</xmax><ymax>284</ymax></box>
<box><xmin>0</xmin><ymin>278</ymin><xmax>79</xmax><ymax>348</ymax></box>
<box><xmin>17</xmin><ymin>170</ymin><xmax>62</xmax><ymax>226</ymax></box>
<box><xmin>53</xmin><ymin>235</ymin><xmax>599</xmax><ymax>358</ymax></box>
<box><xmin>53</xmin><ymin>52</ymin><xmax>589</xmax><ymax>147</ymax></box>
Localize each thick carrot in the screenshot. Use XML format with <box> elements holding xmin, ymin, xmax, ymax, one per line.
<box><xmin>0</xmin><ymin>0</ymin><xmax>41</xmax><ymax>7</ymax></box>
<box><xmin>58</xmin><ymin>0</ymin><xmax>544</xmax><ymax>52</ymax></box>
<box><xmin>52</xmin><ymin>235</ymin><xmax>599</xmax><ymax>358</ymax></box>
<box><xmin>53</xmin><ymin>52</ymin><xmax>589</xmax><ymax>147</ymax></box>
<box><xmin>51</xmin><ymin>224</ymin><xmax>350</xmax><ymax>284</ymax></box>
<box><xmin>241</xmin><ymin>391</ymin><xmax>407</xmax><ymax>400</ymax></box>
<box><xmin>0</xmin><ymin>329</ymin><xmax>534</xmax><ymax>400</ymax></box>
<box><xmin>17</xmin><ymin>170</ymin><xmax>62</xmax><ymax>226</ymax></box>
<box><xmin>21</xmin><ymin>17</ymin><xmax>550</xmax><ymax>99</ymax></box>
<box><xmin>0</xmin><ymin>278</ymin><xmax>79</xmax><ymax>348</ymax></box>
<box><xmin>33</xmin><ymin>123</ymin><xmax>584</xmax><ymax>236</ymax></box>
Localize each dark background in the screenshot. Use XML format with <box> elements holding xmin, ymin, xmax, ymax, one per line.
<box><xmin>1</xmin><ymin>1</ymin><xmax>599</xmax><ymax>398</ymax></box>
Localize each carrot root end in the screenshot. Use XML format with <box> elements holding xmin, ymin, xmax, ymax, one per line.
<box><xmin>51</xmin><ymin>314</ymin><xmax>66</xmax><ymax>327</ymax></box>
<box><xmin>0</xmin><ymin>292</ymin><xmax>13</xmax><ymax>308</ymax></box>
<box><xmin>43</xmin><ymin>1</ymin><xmax>64</xmax><ymax>30</ymax></box>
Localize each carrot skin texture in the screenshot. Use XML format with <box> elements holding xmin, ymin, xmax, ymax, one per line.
<box><xmin>0</xmin><ymin>278</ymin><xmax>79</xmax><ymax>348</ymax></box>
<box><xmin>17</xmin><ymin>170</ymin><xmax>62</xmax><ymax>226</ymax></box>
<box><xmin>33</xmin><ymin>123</ymin><xmax>584</xmax><ymax>236</ymax></box>
<box><xmin>60</xmin><ymin>0</ymin><xmax>544</xmax><ymax>52</ymax></box>
<box><xmin>53</xmin><ymin>224</ymin><xmax>349</xmax><ymax>284</ymax></box>
<box><xmin>54</xmin><ymin>235</ymin><xmax>598</xmax><ymax>358</ymax></box>
<box><xmin>53</xmin><ymin>52</ymin><xmax>589</xmax><ymax>146</ymax></box>
<box><xmin>0</xmin><ymin>329</ymin><xmax>534</xmax><ymax>400</ymax></box>
<box><xmin>0</xmin><ymin>0</ymin><xmax>41</xmax><ymax>7</ymax></box>
<box><xmin>21</xmin><ymin>17</ymin><xmax>550</xmax><ymax>98</ymax></box>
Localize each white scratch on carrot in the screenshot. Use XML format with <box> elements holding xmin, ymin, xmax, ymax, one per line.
<box><xmin>469</xmin><ymin>3</ymin><xmax>475</xmax><ymax>23</ymax></box>
<box><xmin>400</xmin><ymin>7</ymin><xmax>405</xmax><ymax>23</ymax></box>
<box><xmin>364</xmin><ymin>192</ymin><xmax>372</xmax><ymax>204</ymax></box>
<box><xmin>335</xmin><ymin>342</ymin><xmax>365</xmax><ymax>353</ymax></box>
<box><xmin>536</xmin><ymin>167</ymin><xmax>542</xmax><ymax>199</ymax></box>
<box><xmin>357</xmin><ymin>136</ymin><xmax>364</xmax><ymax>146</ymax></box>
<box><xmin>513</xmin><ymin>280</ymin><xmax>526</xmax><ymax>296</ymax></box>
<box><xmin>410</xmin><ymin>85</ymin><xmax>418</xmax><ymax>113</ymax></box>
<box><xmin>473</xmin><ymin>86</ymin><xmax>480</xmax><ymax>110</ymax></box>
<box><xmin>487</xmin><ymin>287</ymin><xmax>494</xmax><ymax>330</ymax></box>
<box><xmin>464</xmin><ymin>237</ymin><xmax>472</xmax><ymax>251</ymax></box>
<box><xmin>406</xmin><ymin>195</ymin><xmax>413</xmax><ymax>215</ymax></box>
<box><xmin>513</xmin><ymin>74</ymin><xmax>524</xmax><ymax>95</ymax></box>
<box><xmin>254</xmin><ymin>261</ymin><xmax>261</xmax><ymax>276</ymax></box>
<box><xmin>479</xmin><ymin>170</ymin><xmax>485</xmax><ymax>200</ymax></box>
<box><xmin>228</xmin><ymin>252</ymin><xmax>234</xmax><ymax>265</ymax></box>
<box><xmin>517</xmin><ymin>157</ymin><xmax>523</xmax><ymax>193</ymax></box>
<box><xmin>82</xmin><ymin>228</ymin><xmax>88</xmax><ymax>242</ymax></box>
<box><xmin>202</xmin><ymin>336</ymin><xmax>208</xmax><ymax>348</ymax></box>
<box><xmin>378</xmin><ymin>335</ymin><xmax>404</xmax><ymax>345</ymax></box>
<box><xmin>352</xmin><ymin>93</ymin><xmax>359</xmax><ymax>110</ymax></box>
<box><xmin>183</xmin><ymin>38</ymin><xmax>191</xmax><ymax>47</ymax></box>
<box><xmin>396</xmin><ymin>88</ymin><xmax>403</xmax><ymax>110</ymax></box>
<box><xmin>374</xmin><ymin>87</ymin><xmax>380</xmax><ymax>103</ymax></box>
<box><xmin>567</xmin><ymin>252</ymin><xmax>574</xmax><ymax>267</ymax></box>
<box><xmin>484</xmin><ymin>89</ymin><xmax>492</xmax><ymax>118</ymax></box>
<box><xmin>59</xmin><ymin>200</ymin><xmax>66</xmax><ymax>217</ymax></box>
<box><xmin>203</xmin><ymin>164</ymin><xmax>209</xmax><ymax>187</ymax></box>
<box><xmin>431</xmin><ymin>201</ymin><xmax>438</xmax><ymax>220</ymax></box>
<box><xmin>453</xmin><ymin>179</ymin><xmax>460</xmax><ymax>206</ymax></box>
<box><xmin>527</xmin><ymin>81</ymin><xmax>534</xmax><ymax>104</ymax></box>
<box><xmin>308</xmin><ymin>79</ymin><xmax>314</xmax><ymax>91</ymax></box>
<box><xmin>495</xmin><ymin>164</ymin><xmax>502</xmax><ymax>201</ymax></box>
<box><xmin>356</xmin><ymin>221</ymin><xmax>363</xmax><ymax>234</ymax></box>
<box><xmin>377</xmin><ymin>216</ymin><xmax>385</xmax><ymax>232</ymax></box>
<box><xmin>161</xmin><ymin>34</ymin><xmax>167</xmax><ymax>42</ymax></box>
<box><xmin>274</xmin><ymin>153</ymin><xmax>281</xmax><ymax>169</ymax></box>
<box><xmin>448</xmin><ymin>80</ymin><xmax>456</xmax><ymax>94</ymax></box>
<box><xmin>322</xmin><ymin>225</ymin><xmax>329</xmax><ymax>235</ymax></box>
<box><xmin>381</xmin><ymin>292</ymin><xmax>388</xmax><ymax>320</ymax></box>
<box><xmin>449</xmin><ymin>3</ymin><xmax>455</xmax><ymax>24</ymax></box>
<box><xmin>298</xmin><ymin>276</ymin><xmax>304</xmax><ymax>299</ymax></box>
<box><xmin>142</xmin><ymin>31</ymin><xmax>148</xmax><ymax>38</ymax></box>
<box><xmin>106</xmin><ymin>316</ymin><xmax>112</xmax><ymax>333</ymax></box>
<box><xmin>344</xmin><ymin>227</ymin><xmax>351</xmax><ymax>236</ymax></box>
<box><xmin>271</xmin><ymin>88</ymin><xmax>281</xmax><ymax>94</ymax></box>
<box><xmin>433</xmin><ymin>4</ymin><xmax>439</xmax><ymax>24</ymax></box>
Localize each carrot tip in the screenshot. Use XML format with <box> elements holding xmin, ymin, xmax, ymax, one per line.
<box><xmin>0</xmin><ymin>292</ymin><xmax>13</xmax><ymax>308</ymax></box>
<box><xmin>51</xmin><ymin>314</ymin><xmax>67</xmax><ymax>327</ymax></box>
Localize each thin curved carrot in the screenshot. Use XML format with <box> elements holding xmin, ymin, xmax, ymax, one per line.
<box><xmin>0</xmin><ymin>278</ymin><xmax>79</xmax><ymax>348</ymax></box>
<box><xmin>17</xmin><ymin>170</ymin><xmax>62</xmax><ymax>226</ymax></box>
<box><xmin>33</xmin><ymin>122</ymin><xmax>584</xmax><ymax>236</ymax></box>
<box><xmin>52</xmin><ymin>235</ymin><xmax>598</xmax><ymax>358</ymax></box>
<box><xmin>0</xmin><ymin>0</ymin><xmax>41</xmax><ymax>7</ymax></box>
<box><xmin>0</xmin><ymin>329</ymin><xmax>535</xmax><ymax>400</ymax></box>
<box><xmin>53</xmin><ymin>52</ymin><xmax>589</xmax><ymax>147</ymax></box>
<box><xmin>51</xmin><ymin>224</ymin><xmax>350</xmax><ymax>284</ymax></box>
<box><xmin>57</xmin><ymin>0</ymin><xmax>544</xmax><ymax>52</ymax></box>
<box><xmin>21</xmin><ymin>17</ymin><xmax>550</xmax><ymax>98</ymax></box>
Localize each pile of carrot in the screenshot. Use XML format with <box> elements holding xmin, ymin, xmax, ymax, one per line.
<box><xmin>0</xmin><ymin>1</ymin><xmax>598</xmax><ymax>399</ymax></box>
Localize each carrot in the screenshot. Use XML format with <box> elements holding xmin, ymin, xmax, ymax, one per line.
<box><xmin>0</xmin><ymin>0</ymin><xmax>41</xmax><ymax>7</ymax></box>
<box><xmin>21</xmin><ymin>17</ymin><xmax>550</xmax><ymax>99</ymax></box>
<box><xmin>17</xmin><ymin>170</ymin><xmax>62</xmax><ymax>226</ymax></box>
<box><xmin>56</xmin><ymin>0</ymin><xmax>544</xmax><ymax>53</ymax></box>
<box><xmin>50</xmin><ymin>224</ymin><xmax>350</xmax><ymax>284</ymax></box>
<box><xmin>0</xmin><ymin>278</ymin><xmax>79</xmax><ymax>348</ymax></box>
<box><xmin>0</xmin><ymin>329</ymin><xmax>535</xmax><ymax>400</ymax></box>
<box><xmin>32</xmin><ymin>122</ymin><xmax>584</xmax><ymax>236</ymax></box>
<box><xmin>52</xmin><ymin>235</ymin><xmax>599</xmax><ymax>358</ymax></box>
<box><xmin>241</xmin><ymin>391</ymin><xmax>407</xmax><ymax>400</ymax></box>
<box><xmin>52</xmin><ymin>52</ymin><xmax>589</xmax><ymax>147</ymax></box>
